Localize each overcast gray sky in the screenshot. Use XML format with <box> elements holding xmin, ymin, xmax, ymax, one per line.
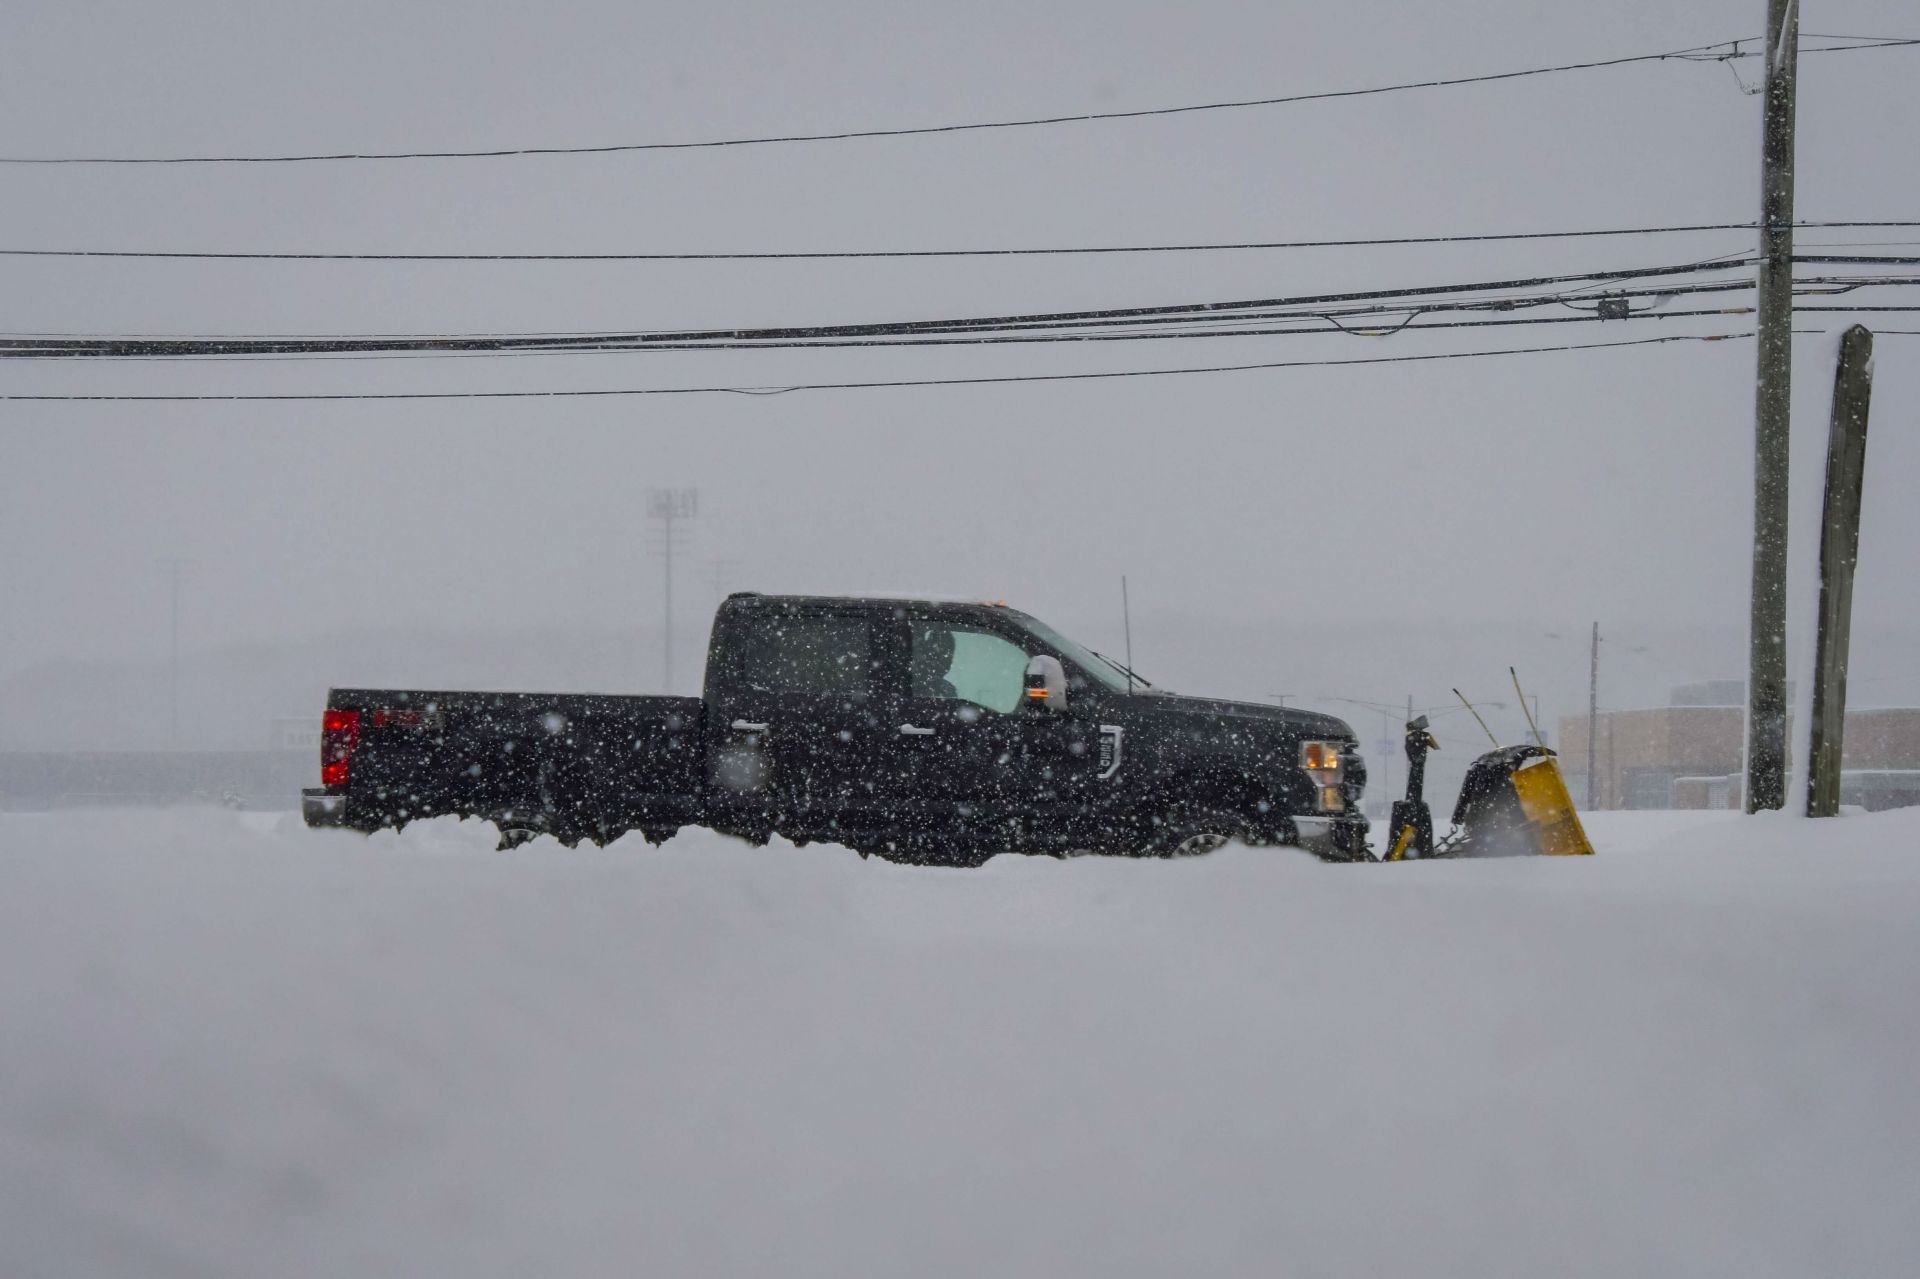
<box><xmin>2</xmin><ymin>1</ymin><xmax>1915</xmax><ymax>717</ymax></box>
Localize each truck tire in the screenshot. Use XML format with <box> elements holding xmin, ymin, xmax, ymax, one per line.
<box><xmin>1140</xmin><ymin>807</ymin><xmax>1242</xmax><ymax>858</ymax></box>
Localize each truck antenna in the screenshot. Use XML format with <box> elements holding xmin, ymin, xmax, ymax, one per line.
<box><xmin>1510</xmin><ymin>666</ymin><xmax>1546</xmax><ymax>748</ymax></box>
<box><xmin>1121</xmin><ymin>576</ymin><xmax>1135</xmax><ymax>694</ymax></box>
<box><xmin>1454</xmin><ymin>688</ymin><xmax>1500</xmax><ymax>747</ymax></box>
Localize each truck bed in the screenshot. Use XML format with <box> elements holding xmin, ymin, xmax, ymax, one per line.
<box><xmin>321</xmin><ymin>688</ymin><xmax>705</xmax><ymax>842</ymax></box>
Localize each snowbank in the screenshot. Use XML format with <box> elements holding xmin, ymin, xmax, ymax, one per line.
<box><xmin>1</xmin><ymin>807</ymin><xmax>1916</xmax><ymax>1277</ymax></box>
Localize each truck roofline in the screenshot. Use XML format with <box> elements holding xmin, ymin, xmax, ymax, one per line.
<box><xmin>724</xmin><ymin>591</ymin><xmax>1017</xmax><ymax>611</ymax></box>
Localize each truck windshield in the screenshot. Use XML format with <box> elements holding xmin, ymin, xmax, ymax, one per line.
<box><xmin>1007</xmin><ymin>613</ymin><xmax>1137</xmax><ymax>695</ymax></box>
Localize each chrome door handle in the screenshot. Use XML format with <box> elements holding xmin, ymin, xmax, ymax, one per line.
<box><xmin>898</xmin><ymin>723</ymin><xmax>936</xmax><ymax>736</ymax></box>
<box><xmin>731</xmin><ymin>720</ymin><xmax>770</xmax><ymax>733</ymax></box>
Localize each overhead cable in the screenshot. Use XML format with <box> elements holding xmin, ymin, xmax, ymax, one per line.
<box><xmin>15</xmin><ymin>287</ymin><xmax>1918</xmax><ymax>360</ymax></box>
<box><xmin>0</xmin><ymin>257</ymin><xmax>1770</xmax><ymax>358</ymax></box>
<box><xmin>2</xmin><ymin>37</ymin><xmax>1911</xmax><ymax>165</ymax></box>
<box><xmin>3</xmin><ymin>221</ymin><xmax>1915</xmax><ymax>262</ymax></box>
<box><xmin>0</xmin><ymin>309</ymin><xmax>1756</xmax><ymax>358</ymax></box>
<box><xmin>0</xmin><ymin>333</ymin><xmax>1753</xmax><ymax>401</ymax></box>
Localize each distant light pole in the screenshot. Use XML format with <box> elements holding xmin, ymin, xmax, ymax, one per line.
<box><xmin>1548</xmin><ymin>624</ymin><xmax>1653</xmax><ymax>811</ymax></box>
<box><xmin>1588</xmin><ymin>622</ymin><xmax>1601</xmax><ymax>809</ymax></box>
<box><xmin>709</xmin><ymin>556</ymin><xmax>742</xmax><ymax>607</ymax></box>
<box><xmin>646</xmin><ymin>488</ymin><xmax>697</xmax><ymax>691</ymax></box>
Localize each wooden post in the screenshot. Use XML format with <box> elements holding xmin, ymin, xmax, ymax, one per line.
<box><xmin>1746</xmin><ymin>0</ymin><xmax>1799</xmax><ymax>812</ymax></box>
<box><xmin>1806</xmin><ymin>325</ymin><xmax>1875</xmax><ymax>816</ymax></box>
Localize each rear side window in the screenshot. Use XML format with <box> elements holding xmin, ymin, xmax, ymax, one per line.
<box><xmin>737</xmin><ymin>614</ymin><xmax>874</xmax><ymax>696</ymax></box>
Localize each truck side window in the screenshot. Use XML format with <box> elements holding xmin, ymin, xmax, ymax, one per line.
<box><xmin>910</xmin><ymin>624</ymin><xmax>1029</xmax><ymax>714</ymax></box>
<box><xmin>738</xmin><ymin>615</ymin><xmax>873</xmax><ymax>696</ymax></box>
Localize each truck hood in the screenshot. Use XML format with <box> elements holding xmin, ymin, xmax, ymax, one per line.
<box><xmin>1138</xmin><ymin>691</ymin><xmax>1355</xmax><ymax>741</ymax></box>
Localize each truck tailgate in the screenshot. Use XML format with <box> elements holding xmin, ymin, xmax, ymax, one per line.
<box><xmin>322</xmin><ymin>689</ymin><xmax>704</xmax><ymax>840</ymax></box>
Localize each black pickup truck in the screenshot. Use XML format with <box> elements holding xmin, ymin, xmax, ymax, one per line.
<box><xmin>305</xmin><ymin>593</ymin><xmax>1368</xmax><ymax>865</ymax></box>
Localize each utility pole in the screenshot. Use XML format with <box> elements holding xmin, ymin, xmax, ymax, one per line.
<box><xmin>1587</xmin><ymin>622</ymin><xmax>1600</xmax><ymax>810</ymax></box>
<box><xmin>169</xmin><ymin>559</ymin><xmax>180</xmax><ymax>748</ymax></box>
<box><xmin>158</xmin><ymin>556</ymin><xmax>189</xmax><ymax>749</ymax></box>
<box><xmin>665</xmin><ymin>513</ymin><xmax>674</xmax><ymax>691</ymax></box>
<box><xmin>1381</xmin><ymin>706</ymin><xmax>1396</xmax><ymax>806</ymax></box>
<box><xmin>1606</xmin><ymin>716</ymin><xmax>1617</xmax><ymax>811</ymax></box>
<box><xmin>1746</xmin><ymin>0</ymin><xmax>1798</xmax><ymax>813</ymax></box>
<box><xmin>1806</xmin><ymin>326</ymin><xmax>1875</xmax><ymax>816</ymax></box>
<box><xmin>646</xmin><ymin>488</ymin><xmax>697</xmax><ymax>692</ymax></box>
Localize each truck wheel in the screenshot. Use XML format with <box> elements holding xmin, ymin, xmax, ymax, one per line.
<box><xmin>1141</xmin><ymin>808</ymin><xmax>1241</xmax><ymax>858</ymax></box>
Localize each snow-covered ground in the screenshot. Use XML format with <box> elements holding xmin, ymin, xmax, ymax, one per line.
<box><xmin>2</xmin><ymin>807</ymin><xmax>1916</xmax><ymax>1278</ymax></box>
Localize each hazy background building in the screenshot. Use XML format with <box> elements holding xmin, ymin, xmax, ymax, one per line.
<box><xmin>1560</xmin><ymin>683</ymin><xmax>1920</xmax><ymax>812</ymax></box>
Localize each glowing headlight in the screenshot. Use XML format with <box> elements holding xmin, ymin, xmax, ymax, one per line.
<box><xmin>1300</xmin><ymin>740</ymin><xmax>1344</xmax><ymax>777</ymax></box>
<box><xmin>1300</xmin><ymin>740</ymin><xmax>1347</xmax><ymax>813</ymax></box>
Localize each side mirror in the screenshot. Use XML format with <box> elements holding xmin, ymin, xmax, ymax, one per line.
<box><xmin>1024</xmin><ymin>655</ymin><xmax>1067</xmax><ymax>712</ymax></box>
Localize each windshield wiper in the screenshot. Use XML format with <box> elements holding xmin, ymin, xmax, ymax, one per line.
<box><xmin>1089</xmin><ymin>649</ymin><xmax>1154</xmax><ymax>690</ymax></box>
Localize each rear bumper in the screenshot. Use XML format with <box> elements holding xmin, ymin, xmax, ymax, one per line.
<box><xmin>302</xmin><ymin>788</ymin><xmax>349</xmax><ymax>828</ymax></box>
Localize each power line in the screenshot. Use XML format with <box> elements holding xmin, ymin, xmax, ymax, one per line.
<box><xmin>4</xmin><ymin>262</ymin><xmax>1903</xmax><ymax>365</ymax></box>
<box><xmin>0</xmin><ymin>256</ymin><xmax>1771</xmax><ymax>357</ymax></box>
<box><xmin>26</xmin><ymin>294</ymin><xmax>1911</xmax><ymax>361</ymax></box>
<box><xmin>5</xmin><ymin>286</ymin><xmax>1754</xmax><ymax>354</ymax></box>
<box><xmin>14</xmin><ymin>292</ymin><xmax>1912</xmax><ymax>363</ymax></box>
<box><xmin>1801</xmin><ymin>33</ymin><xmax>1920</xmax><ymax>44</ymax></box>
<box><xmin>0</xmin><ymin>308</ymin><xmax>1749</xmax><ymax>360</ymax></box>
<box><xmin>4</xmin><ymin>221</ymin><xmax>1915</xmax><ymax>263</ymax></box>
<box><xmin>870</xmin><ymin>273</ymin><xmax>1911</xmax><ymax>338</ymax></box>
<box><xmin>0</xmin><ymin>333</ymin><xmax>1752</xmax><ymax>401</ymax></box>
<box><xmin>17</xmin><ymin>259</ymin><xmax>1916</xmax><ymax>364</ymax></box>
<box><xmin>17</xmin><ymin>267</ymin><xmax>1901</xmax><ymax>351</ymax></box>
<box><xmin>3</xmin><ymin>38</ymin><xmax>1910</xmax><ymax>166</ymax></box>
<box><xmin>1795</xmin><ymin>254</ymin><xmax>1920</xmax><ymax>266</ymax></box>
<box><xmin>0</xmin><ymin>311</ymin><xmax>1756</xmax><ymax>363</ymax></box>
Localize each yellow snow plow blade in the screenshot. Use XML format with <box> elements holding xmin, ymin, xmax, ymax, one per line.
<box><xmin>1509</xmin><ymin>755</ymin><xmax>1594</xmax><ymax>856</ymax></box>
<box><xmin>1442</xmin><ymin>744</ymin><xmax>1596</xmax><ymax>858</ymax></box>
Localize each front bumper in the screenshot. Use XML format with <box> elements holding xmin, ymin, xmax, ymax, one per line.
<box><xmin>1291</xmin><ymin>813</ymin><xmax>1372</xmax><ymax>862</ymax></box>
<box><xmin>303</xmin><ymin>788</ymin><xmax>348</xmax><ymax>828</ymax></box>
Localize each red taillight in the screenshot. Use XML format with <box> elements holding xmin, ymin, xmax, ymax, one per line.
<box><xmin>321</xmin><ymin>709</ymin><xmax>360</xmax><ymax>787</ymax></box>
